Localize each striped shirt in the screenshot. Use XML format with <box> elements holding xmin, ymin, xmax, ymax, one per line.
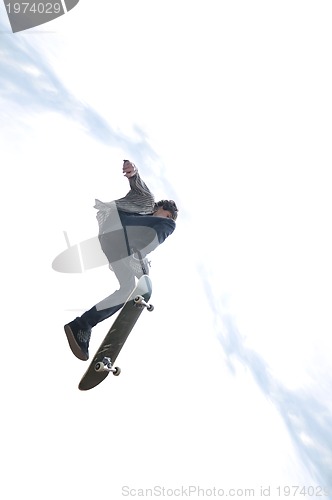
<box><xmin>94</xmin><ymin>170</ymin><xmax>156</xmax><ymax>233</ymax></box>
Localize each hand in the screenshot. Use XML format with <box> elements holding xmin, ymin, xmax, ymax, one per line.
<box><xmin>123</xmin><ymin>159</ymin><xmax>137</xmax><ymax>178</ymax></box>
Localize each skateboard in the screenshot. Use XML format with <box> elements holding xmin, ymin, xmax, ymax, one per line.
<box><xmin>78</xmin><ymin>274</ymin><xmax>153</xmax><ymax>391</ymax></box>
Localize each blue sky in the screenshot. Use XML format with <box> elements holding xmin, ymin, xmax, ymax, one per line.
<box><xmin>1</xmin><ymin>1</ymin><xmax>332</xmax><ymax>498</ymax></box>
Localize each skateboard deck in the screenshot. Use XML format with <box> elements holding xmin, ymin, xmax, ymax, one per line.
<box><xmin>78</xmin><ymin>274</ymin><xmax>153</xmax><ymax>391</ymax></box>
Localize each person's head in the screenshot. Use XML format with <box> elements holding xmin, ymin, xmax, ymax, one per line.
<box><xmin>153</xmin><ymin>200</ymin><xmax>178</xmax><ymax>221</ymax></box>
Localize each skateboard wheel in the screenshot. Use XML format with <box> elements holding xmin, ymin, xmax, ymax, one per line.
<box><xmin>113</xmin><ymin>367</ymin><xmax>121</xmax><ymax>376</ymax></box>
<box><xmin>147</xmin><ymin>304</ymin><xmax>154</xmax><ymax>312</ymax></box>
<box><xmin>95</xmin><ymin>362</ymin><xmax>102</xmax><ymax>372</ymax></box>
<box><xmin>134</xmin><ymin>295</ymin><xmax>143</xmax><ymax>304</ymax></box>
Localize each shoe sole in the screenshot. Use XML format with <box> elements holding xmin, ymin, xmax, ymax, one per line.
<box><xmin>64</xmin><ymin>324</ymin><xmax>89</xmax><ymax>361</ymax></box>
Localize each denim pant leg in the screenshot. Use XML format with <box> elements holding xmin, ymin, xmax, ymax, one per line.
<box><xmin>77</xmin><ymin>256</ymin><xmax>136</xmax><ymax>330</ymax></box>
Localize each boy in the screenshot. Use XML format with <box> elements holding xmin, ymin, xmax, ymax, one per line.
<box><xmin>64</xmin><ymin>159</ymin><xmax>178</xmax><ymax>360</ymax></box>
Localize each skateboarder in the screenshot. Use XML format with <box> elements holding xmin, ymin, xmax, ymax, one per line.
<box><xmin>64</xmin><ymin>159</ymin><xmax>178</xmax><ymax>361</ymax></box>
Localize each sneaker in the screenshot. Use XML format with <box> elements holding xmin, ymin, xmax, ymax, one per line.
<box><xmin>64</xmin><ymin>320</ymin><xmax>91</xmax><ymax>361</ymax></box>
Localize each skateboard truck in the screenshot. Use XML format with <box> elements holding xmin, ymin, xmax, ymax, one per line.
<box><xmin>134</xmin><ymin>294</ymin><xmax>154</xmax><ymax>311</ymax></box>
<box><xmin>94</xmin><ymin>357</ymin><xmax>121</xmax><ymax>376</ymax></box>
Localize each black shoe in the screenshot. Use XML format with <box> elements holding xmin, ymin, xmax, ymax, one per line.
<box><xmin>64</xmin><ymin>320</ymin><xmax>91</xmax><ymax>361</ymax></box>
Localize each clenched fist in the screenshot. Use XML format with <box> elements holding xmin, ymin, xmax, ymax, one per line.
<box><xmin>123</xmin><ymin>159</ymin><xmax>137</xmax><ymax>178</ymax></box>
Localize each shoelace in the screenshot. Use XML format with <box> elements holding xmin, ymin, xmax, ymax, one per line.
<box><xmin>77</xmin><ymin>330</ymin><xmax>91</xmax><ymax>343</ymax></box>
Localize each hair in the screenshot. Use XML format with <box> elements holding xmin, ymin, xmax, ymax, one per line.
<box><xmin>154</xmin><ymin>200</ymin><xmax>179</xmax><ymax>221</ymax></box>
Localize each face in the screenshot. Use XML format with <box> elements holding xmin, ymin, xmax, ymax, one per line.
<box><xmin>153</xmin><ymin>207</ymin><xmax>173</xmax><ymax>219</ymax></box>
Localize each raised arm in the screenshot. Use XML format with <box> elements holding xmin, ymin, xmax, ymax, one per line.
<box><xmin>116</xmin><ymin>160</ymin><xmax>155</xmax><ymax>213</ymax></box>
<box><xmin>122</xmin><ymin>160</ymin><xmax>137</xmax><ymax>179</ymax></box>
